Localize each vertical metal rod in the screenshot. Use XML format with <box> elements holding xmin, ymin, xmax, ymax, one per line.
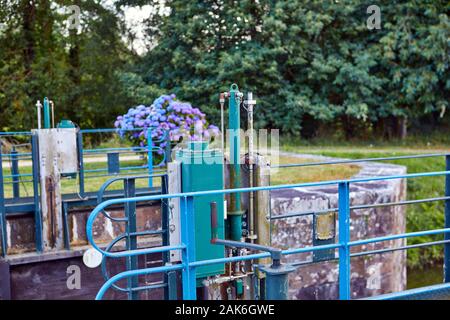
<box><xmin>161</xmin><ymin>175</ymin><xmax>171</xmax><ymax>299</ymax></box>
<box><xmin>11</xmin><ymin>147</ymin><xmax>20</xmax><ymax>199</ymax></box>
<box><xmin>62</xmin><ymin>202</ymin><xmax>70</xmax><ymax>250</ymax></box>
<box><xmin>147</xmin><ymin>128</ymin><xmax>153</xmax><ymax>188</ymax></box>
<box><xmin>164</xmin><ymin>129</ymin><xmax>172</xmax><ymax>164</ymax></box>
<box><xmin>43</xmin><ymin>97</ymin><xmax>51</xmax><ymax>129</ymax></box>
<box><xmin>228</xmin><ymin>84</ymin><xmax>243</xmax><ymax>241</ymax></box>
<box><xmin>0</xmin><ymin>142</ymin><xmax>7</xmax><ymax>257</ymax></box>
<box><xmin>31</xmin><ymin>134</ymin><xmax>43</xmax><ymax>252</ymax></box>
<box><xmin>124</xmin><ymin>178</ymin><xmax>138</xmax><ymax>300</ymax></box>
<box><xmin>181</xmin><ymin>196</ymin><xmax>197</xmax><ymax>300</ymax></box>
<box><xmin>36</xmin><ymin>100</ymin><xmax>42</xmax><ymax>129</ymax></box>
<box><xmin>247</xmin><ymin>92</ymin><xmax>256</xmax><ymax>241</ymax></box>
<box><xmin>50</xmin><ymin>101</ymin><xmax>55</xmax><ymax>128</ymax></box>
<box><xmin>76</xmin><ymin>131</ymin><xmax>85</xmax><ymax>198</ymax></box>
<box><xmin>444</xmin><ymin>155</ymin><xmax>450</xmax><ymax>282</ymax></box>
<box><xmin>167</xmin><ymin>271</ymin><xmax>178</xmax><ymax>300</ymax></box>
<box><xmin>338</xmin><ymin>182</ymin><xmax>351</xmax><ymax>300</ymax></box>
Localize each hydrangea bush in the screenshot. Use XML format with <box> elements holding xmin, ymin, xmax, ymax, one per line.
<box><xmin>114</xmin><ymin>94</ymin><xmax>219</xmax><ymax>154</ymax></box>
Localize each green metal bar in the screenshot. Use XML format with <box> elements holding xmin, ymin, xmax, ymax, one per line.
<box><xmin>228</xmin><ymin>83</ymin><xmax>243</xmax><ymax>241</ymax></box>
<box><xmin>43</xmin><ymin>97</ymin><xmax>51</xmax><ymax>129</ymax></box>
<box><xmin>167</xmin><ymin>271</ymin><xmax>178</xmax><ymax>300</ymax></box>
<box><xmin>62</xmin><ymin>202</ymin><xmax>70</xmax><ymax>250</ymax></box>
<box><xmin>164</xmin><ymin>129</ymin><xmax>171</xmax><ymax>164</ymax></box>
<box><xmin>263</xmin><ymin>267</ymin><xmax>292</xmax><ymax>300</ymax></box>
<box><xmin>31</xmin><ymin>134</ymin><xmax>43</xmax><ymax>252</ymax></box>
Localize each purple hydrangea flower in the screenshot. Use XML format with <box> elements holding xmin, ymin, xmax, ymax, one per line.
<box><xmin>114</xmin><ymin>94</ymin><xmax>220</xmax><ymax>147</ymax></box>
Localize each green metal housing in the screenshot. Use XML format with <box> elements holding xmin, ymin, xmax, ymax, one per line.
<box><xmin>57</xmin><ymin>119</ymin><xmax>76</xmax><ymax>128</ymax></box>
<box><xmin>176</xmin><ymin>141</ymin><xmax>225</xmax><ymax>283</ymax></box>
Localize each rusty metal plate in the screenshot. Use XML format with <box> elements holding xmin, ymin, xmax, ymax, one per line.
<box><xmin>315</xmin><ymin>212</ymin><xmax>335</xmax><ymax>240</ymax></box>
<box><xmin>313</xmin><ymin>212</ymin><xmax>336</xmax><ymax>262</ymax></box>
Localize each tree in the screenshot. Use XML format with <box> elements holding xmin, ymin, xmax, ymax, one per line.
<box><xmin>127</xmin><ymin>0</ymin><xmax>449</xmax><ymax>138</ymax></box>
<box><xmin>0</xmin><ymin>0</ymin><xmax>133</xmax><ymax>132</ymax></box>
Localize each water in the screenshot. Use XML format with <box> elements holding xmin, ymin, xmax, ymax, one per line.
<box><xmin>407</xmin><ymin>264</ymin><xmax>443</xmax><ymax>290</ymax></box>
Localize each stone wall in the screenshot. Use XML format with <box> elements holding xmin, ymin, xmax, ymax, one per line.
<box><xmin>271</xmin><ymin>153</ymin><xmax>407</xmax><ymax>299</ymax></box>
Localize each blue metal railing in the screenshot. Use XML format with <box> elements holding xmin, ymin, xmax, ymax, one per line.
<box><xmin>92</xmin><ymin>173</ymin><xmax>174</xmax><ymax>300</ymax></box>
<box><xmin>78</xmin><ymin>127</ymin><xmax>171</xmax><ymax>190</ymax></box>
<box><xmin>0</xmin><ymin>133</ymin><xmax>42</xmax><ymax>255</ymax></box>
<box><xmin>87</xmin><ymin>162</ymin><xmax>450</xmax><ymax>300</ymax></box>
<box><xmin>0</xmin><ymin>127</ymin><xmax>171</xmax><ymax>201</ymax></box>
<box><xmin>0</xmin><ymin>127</ymin><xmax>172</xmax><ymax>256</ymax></box>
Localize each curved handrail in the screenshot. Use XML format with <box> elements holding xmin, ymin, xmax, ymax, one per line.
<box><xmin>101</xmin><ymin>229</ymin><xmax>167</xmax><ymax>292</ymax></box>
<box><xmin>96</xmin><ymin>263</ymin><xmax>184</xmax><ymax>300</ymax></box>
<box><xmin>96</xmin><ymin>173</ymin><xmax>166</xmax><ymax>221</ymax></box>
<box><xmin>87</xmin><ymin>169</ymin><xmax>450</xmax><ymax>300</ymax></box>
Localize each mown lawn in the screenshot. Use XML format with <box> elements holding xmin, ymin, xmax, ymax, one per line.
<box><xmin>2</xmin><ymin>154</ymin><xmax>359</xmax><ymax>198</ymax></box>
<box><xmin>270</xmin><ymin>155</ymin><xmax>360</xmax><ymax>185</ymax></box>
<box><xmin>1</xmin><ymin>158</ymin><xmax>158</xmax><ymax>198</ymax></box>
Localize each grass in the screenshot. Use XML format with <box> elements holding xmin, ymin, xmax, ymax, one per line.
<box><xmin>2</xmin><ymin>158</ymin><xmax>158</xmax><ymax>198</ymax></box>
<box><xmin>2</xmin><ymin>154</ymin><xmax>359</xmax><ymax>198</ymax></box>
<box><xmin>270</xmin><ymin>155</ymin><xmax>360</xmax><ymax>185</ymax></box>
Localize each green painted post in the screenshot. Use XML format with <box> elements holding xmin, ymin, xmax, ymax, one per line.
<box><xmin>43</xmin><ymin>97</ymin><xmax>51</xmax><ymax>129</ymax></box>
<box><xmin>228</xmin><ymin>83</ymin><xmax>244</xmax><ymax>241</ymax></box>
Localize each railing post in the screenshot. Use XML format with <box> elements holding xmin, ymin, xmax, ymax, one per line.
<box><xmin>0</xmin><ymin>142</ymin><xmax>7</xmax><ymax>257</ymax></box>
<box><xmin>338</xmin><ymin>182</ymin><xmax>351</xmax><ymax>300</ymax></box>
<box><xmin>180</xmin><ymin>195</ymin><xmax>196</xmax><ymax>300</ymax></box>
<box><xmin>124</xmin><ymin>178</ymin><xmax>138</xmax><ymax>300</ymax></box>
<box><xmin>444</xmin><ymin>155</ymin><xmax>450</xmax><ymax>282</ymax></box>
<box><xmin>147</xmin><ymin>128</ymin><xmax>153</xmax><ymax>188</ymax></box>
<box><xmin>161</xmin><ymin>175</ymin><xmax>173</xmax><ymax>299</ymax></box>
<box><xmin>164</xmin><ymin>129</ymin><xmax>172</xmax><ymax>164</ymax></box>
<box><xmin>77</xmin><ymin>131</ymin><xmax>85</xmax><ymax>198</ymax></box>
<box><xmin>11</xmin><ymin>147</ymin><xmax>20</xmax><ymax>199</ymax></box>
<box><xmin>31</xmin><ymin>134</ymin><xmax>43</xmax><ymax>252</ymax></box>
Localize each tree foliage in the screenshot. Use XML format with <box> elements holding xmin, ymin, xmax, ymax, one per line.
<box><xmin>0</xmin><ymin>1</ymin><xmax>448</xmax><ymax>138</ymax></box>
<box><xmin>123</xmin><ymin>0</ymin><xmax>449</xmax><ymax>138</ymax></box>
<box><xmin>0</xmin><ymin>0</ymin><xmax>132</xmax><ymax>131</ymax></box>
